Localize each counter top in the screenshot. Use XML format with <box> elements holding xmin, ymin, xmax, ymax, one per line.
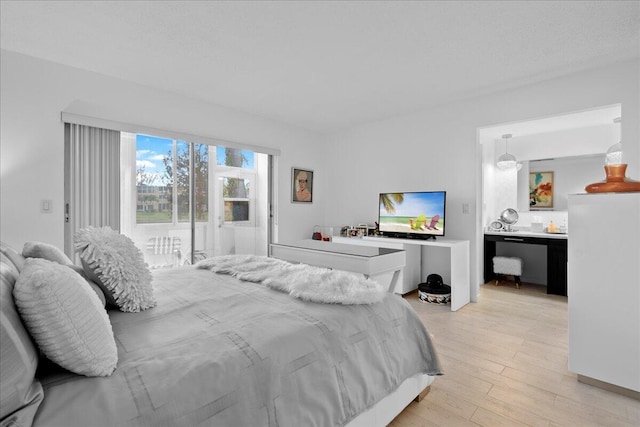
<box><xmin>484</xmin><ymin>230</ymin><xmax>568</xmax><ymax>240</ymax></box>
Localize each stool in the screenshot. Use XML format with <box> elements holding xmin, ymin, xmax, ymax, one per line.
<box><xmin>492</xmin><ymin>256</ymin><xmax>523</xmax><ymax>289</ymax></box>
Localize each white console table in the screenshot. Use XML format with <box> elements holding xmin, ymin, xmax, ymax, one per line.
<box><xmin>270</xmin><ymin>240</ymin><xmax>406</xmax><ymax>293</ymax></box>
<box><xmin>333</xmin><ymin>236</ymin><xmax>470</xmax><ymax>311</ymax></box>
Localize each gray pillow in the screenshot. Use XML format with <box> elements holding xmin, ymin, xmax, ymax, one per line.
<box><xmin>1</xmin><ymin>241</ymin><xmax>26</xmax><ymax>272</ymax></box>
<box><xmin>0</xmin><ymin>259</ymin><xmax>44</xmax><ymax>425</ymax></box>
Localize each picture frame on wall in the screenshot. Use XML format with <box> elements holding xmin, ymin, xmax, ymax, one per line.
<box><xmin>529</xmin><ymin>171</ymin><xmax>554</xmax><ymax>209</ymax></box>
<box><xmin>292</xmin><ymin>168</ymin><xmax>313</xmax><ymax>203</ymax></box>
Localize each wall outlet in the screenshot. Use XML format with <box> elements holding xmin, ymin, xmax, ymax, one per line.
<box><xmin>41</xmin><ymin>200</ymin><xmax>52</xmax><ymax>213</ymax></box>
<box><xmin>462</xmin><ymin>203</ymin><xmax>470</xmax><ymax>214</ymax></box>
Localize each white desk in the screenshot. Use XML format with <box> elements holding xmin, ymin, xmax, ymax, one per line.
<box><xmin>333</xmin><ymin>236</ymin><xmax>470</xmax><ymax>311</ymax></box>
<box><xmin>270</xmin><ymin>240</ymin><xmax>406</xmax><ymax>292</ymax></box>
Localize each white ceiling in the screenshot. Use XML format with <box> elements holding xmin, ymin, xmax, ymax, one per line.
<box><xmin>1</xmin><ymin>1</ymin><xmax>639</xmax><ymax>134</ymax></box>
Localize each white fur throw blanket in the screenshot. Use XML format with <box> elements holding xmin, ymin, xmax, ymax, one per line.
<box><xmin>196</xmin><ymin>255</ymin><xmax>386</xmax><ymax>305</ymax></box>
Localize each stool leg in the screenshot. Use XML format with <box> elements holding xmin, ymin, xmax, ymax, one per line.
<box><xmin>494</xmin><ymin>274</ymin><xmax>500</xmax><ymax>286</ymax></box>
<box><xmin>515</xmin><ymin>275</ymin><xmax>521</xmax><ymax>289</ymax></box>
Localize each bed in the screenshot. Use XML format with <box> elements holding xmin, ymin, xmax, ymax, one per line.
<box><xmin>1</xmin><ymin>237</ymin><xmax>441</xmax><ymax>427</ymax></box>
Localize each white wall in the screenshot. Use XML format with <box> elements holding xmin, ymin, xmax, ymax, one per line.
<box><xmin>0</xmin><ymin>50</ymin><xmax>327</xmax><ymax>250</ymax></box>
<box><xmin>324</xmin><ymin>59</ymin><xmax>640</xmax><ymax>300</ymax></box>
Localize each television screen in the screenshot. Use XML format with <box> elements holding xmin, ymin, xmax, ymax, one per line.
<box><xmin>378</xmin><ymin>191</ymin><xmax>446</xmax><ymax>239</ymax></box>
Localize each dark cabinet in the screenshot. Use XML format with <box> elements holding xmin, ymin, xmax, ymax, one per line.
<box><xmin>484</xmin><ymin>234</ymin><xmax>567</xmax><ymax>296</ymax></box>
<box><xmin>547</xmin><ymin>239</ymin><xmax>567</xmax><ymax>296</ymax></box>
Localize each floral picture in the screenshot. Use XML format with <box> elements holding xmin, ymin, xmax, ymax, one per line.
<box><xmin>530</xmin><ymin>171</ymin><xmax>554</xmax><ymax>209</ymax></box>
<box><xmin>292</xmin><ymin>168</ymin><xmax>313</xmax><ymax>203</ymax></box>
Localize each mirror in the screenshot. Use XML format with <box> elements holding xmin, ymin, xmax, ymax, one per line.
<box><xmin>516</xmin><ymin>154</ymin><xmax>606</xmax><ymax>212</ymax></box>
<box><xmin>499</xmin><ymin>208</ymin><xmax>519</xmax><ymax>231</ymax></box>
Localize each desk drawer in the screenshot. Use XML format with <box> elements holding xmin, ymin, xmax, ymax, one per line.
<box><xmin>484</xmin><ymin>234</ymin><xmax>559</xmax><ymax>245</ymax></box>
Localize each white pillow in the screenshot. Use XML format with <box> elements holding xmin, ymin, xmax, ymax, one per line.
<box><xmin>13</xmin><ymin>258</ymin><xmax>118</xmax><ymax>377</ymax></box>
<box><xmin>22</xmin><ymin>241</ymin><xmax>73</xmax><ymax>266</ymax></box>
<box><xmin>75</xmin><ymin>226</ymin><xmax>156</xmax><ymax>313</ymax></box>
<box><xmin>20</xmin><ymin>240</ymin><xmax>107</xmax><ymax>307</ymax></box>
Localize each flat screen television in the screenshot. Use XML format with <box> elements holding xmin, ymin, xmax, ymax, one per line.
<box><xmin>378</xmin><ymin>191</ymin><xmax>446</xmax><ymax>239</ymax></box>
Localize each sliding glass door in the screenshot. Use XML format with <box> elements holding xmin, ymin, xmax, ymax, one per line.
<box><xmin>120</xmin><ymin>133</ymin><xmax>270</xmax><ymax>269</ymax></box>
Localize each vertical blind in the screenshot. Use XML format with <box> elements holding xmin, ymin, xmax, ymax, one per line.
<box><xmin>64</xmin><ymin>123</ymin><xmax>120</xmax><ymax>259</ymax></box>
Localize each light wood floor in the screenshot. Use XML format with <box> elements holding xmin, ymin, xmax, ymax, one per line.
<box><xmin>390</xmin><ymin>282</ymin><xmax>640</xmax><ymax>427</ymax></box>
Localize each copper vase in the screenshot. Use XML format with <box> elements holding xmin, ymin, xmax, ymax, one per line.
<box><xmin>585</xmin><ymin>164</ymin><xmax>640</xmax><ymax>193</ymax></box>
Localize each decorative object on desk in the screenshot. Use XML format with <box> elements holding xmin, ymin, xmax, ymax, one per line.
<box><xmin>341</xmin><ymin>224</ymin><xmax>373</xmax><ymax>238</ymax></box>
<box><xmin>559</xmin><ymin>219</ymin><xmax>568</xmax><ymax>234</ymax></box>
<box><xmin>356</xmin><ymin>224</ymin><xmax>369</xmax><ymax>238</ymax></box>
<box><xmin>312</xmin><ymin>225</ymin><xmax>322</xmax><ymax>240</ymax></box>
<box><xmin>531</xmin><ymin>216</ymin><xmax>544</xmax><ymax>233</ymax></box>
<box><xmin>291</xmin><ymin>168</ymin><xmax>313</xmax><ymax>203</ymax></box>
<box><xmin>321</xmin><ymin>226</ymin><xmax>333</xmax><ymax>242</ymax></box>
<box><xmin>496</xmin><ymin>134</ymin><xmax>521</xmax><ymax>170</ymax></box>
<box><xmin>499</xmin><ymin>208</ymin><xmax>519</xmax><ymax>232</ymax></box>
<box><xmin>341</xmin><ymin>226</ymin><xmax>358</xmax><ymax>237</ymax></box>
<box><xmin>530</xmin><ymin>171</ymin><xmax>554</xmax><ymax>209</ymax></box>
<box><xmin>488</xmin><ymin>220</ymin><xmax>504</xmax><ymax>232</ymax></box>
<box><xmin>418</xmin><ymin>274</ymin><xmax>451</xmax><ymax>304</ymax></box>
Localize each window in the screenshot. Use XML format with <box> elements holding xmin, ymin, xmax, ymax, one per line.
<box><xmin>223</xmin><ymin>177</ymin><xmax>251</xmax><ymax>222</ymax></box>
<box><xmin>121</xmin><ymin>134</ymin><xmax>271</xmax><ymax>267</ymax></box>
<box><xmin>135</xmin><ymin>135</ymin><xmax>209</xmax><ymax>224</ymax></box>
<box><xmin>218</xmin><ymin>146</ymin><xmax>254</xmax><ymax>224</ymax></box>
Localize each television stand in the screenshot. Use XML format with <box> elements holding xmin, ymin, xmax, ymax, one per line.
<box><xmin>333</xmin><ymin>236</ymin><xmax>470</xmax><ymax>311</ymax></box>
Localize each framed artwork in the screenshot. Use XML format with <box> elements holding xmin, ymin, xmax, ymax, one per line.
<box><xmin>529</xmin><ymin>171</ymin><xmax>554</xmax><ymax>209</ymax></box>
<box><xmin>292</xmin><ymin>168</ymin><xmax>313</xmax><ymax>203</ymax></box>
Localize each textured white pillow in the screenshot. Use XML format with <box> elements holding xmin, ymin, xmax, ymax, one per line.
<box><xmin>22</xmin><ymin>241</ymin><xmax>73</xmax><ymax>266</ymax></box>
<box><xmin>13</xmin><ymin>258</ymin><xmax>118</xmax><ymax>377</ymax></box>
<box><xmin>75</xmin><ymin>226</ymin><xmax>156</xmax><ymax>313</ymax></box>
<box><xmin>20</xmin><ymin>241</ymin><xmax>108</xmax><ymax>307</ymax></box>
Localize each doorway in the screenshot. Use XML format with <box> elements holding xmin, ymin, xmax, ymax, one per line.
<box><xmin>475</xmin><ymin>104</ymin><xmax>621</xmax><ymax>289</ymax></box>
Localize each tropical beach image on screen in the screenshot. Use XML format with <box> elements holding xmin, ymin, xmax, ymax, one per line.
<box><xmin>379</xmin><ymin>191</ymin><xmax>446</xmax><ymax>237</ymax></box>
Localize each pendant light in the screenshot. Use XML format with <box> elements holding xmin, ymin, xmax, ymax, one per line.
<box><xmin>496</xmin><ymin>133</ymin><xmax>519</xmax><ymax>170</ymax></box>
<box><xmin>585</xmin><ymin>115</ymin><xmax>640</xmax><ymax>192</ymax></box>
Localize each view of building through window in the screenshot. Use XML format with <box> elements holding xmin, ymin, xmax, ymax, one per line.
<box><xmin>136</xmin><ymin>136</ymin><xmax>208</xmax><ymax>224</ymax></box>
<box><xmin>135</xmin><ymin>136</ymin><xmax>255</xmax><ymax>225</ymax></box>
<box><xmin>122</xmin><ymin>132</ymin><xmax>267</xmax><ymax>268</ymax></box>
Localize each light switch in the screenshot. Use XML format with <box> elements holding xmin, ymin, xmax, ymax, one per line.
<box><xmin>462</xmin><ymin>203</ymin><xmax>470</xmax><ymax>214</ymax></box>
<box><xmin>41</xmin><ymin>200</ymin><xmax>52</xmax><ymax>213</ymax></box>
